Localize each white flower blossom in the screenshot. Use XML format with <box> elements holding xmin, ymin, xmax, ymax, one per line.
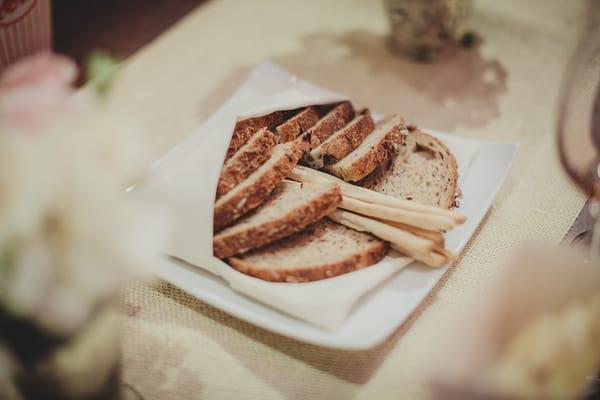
<box><xmin>0</xmin><ymin>55</ymin><xmax>169</xmax><ymax>336</ymax></box>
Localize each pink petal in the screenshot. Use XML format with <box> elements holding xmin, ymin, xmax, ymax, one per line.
<box><xmin>0</xmin><ymin>53</ymin><xmax>81</xmax><ymax>133</ymax></box>
<box><xmin>0</xmin><ymin>52</ymin><xmax>77</xmax><ymax>92</ymax></box>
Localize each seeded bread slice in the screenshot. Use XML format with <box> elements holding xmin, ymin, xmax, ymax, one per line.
<box><xmin>276</xmin><ymin>107</ymin><xmax>320</xmax><ymax>143</ymax></box>
<box><xmin>228</xmin><ymin>219</ymin><xmax>389</xmax><ymax>282</ymax></box>
<box><xmin>297</xmin><ymin>101</ymin><xmax>355</xmax><ymax>151</ymax></box>
<box><xmin>214</xmin><ymin>181</ymin><xmax>342</xmax><ymax>258</ymax></box>
<box><xmin>226</xmin><ymin>111</ymin><xmax>289</xmax><ymax>161</ymax></box>
<box><xmin>303</xmin><ymin>109</ymin><xmax>375</xmax><ymax>169</ymax></box>
<box><xmin>214</xmin><ymin>142</ymin><xmax>302</xmax><ymax>231</ymax></box>
<box><xmin>360</xmin><ymin>129</ymin><xmax>459</xmax><ymax>209</ymax></box>
<box><xmin>216</xmin><ymin>128</ymin><xmax>277</xmax><ymax>198</ymax></box>
<box><xmin>324</xmin><ymin>115</ymin><xmax>407</xmax><ymax>182</ymax></box>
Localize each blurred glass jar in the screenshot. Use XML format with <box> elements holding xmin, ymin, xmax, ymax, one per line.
<box><xmin>384</xmin><ymin>0</ymin><xmax>473</xmax><ymax>62</ymax></box>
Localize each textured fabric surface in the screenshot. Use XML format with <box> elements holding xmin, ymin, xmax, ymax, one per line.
<box><xmin>110</xmin><ymin>0</ymin><xmax>588</xmax><ymax>398</ymax></box>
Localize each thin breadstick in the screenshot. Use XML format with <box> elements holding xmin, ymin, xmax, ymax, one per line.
<box><xmin>288</xmin><ymin>166</ymin><xmax>330</xmax><ymax>184</ymax></box>
<box><xmin>289</xmin><ymin>166</ymin><xmax>466</xmax><ymax>223</ymax></box>
<box><xmin>433</xmin><ymin>245</ymin><xmax>458</xmax><ymax>261</ymax></box>
<box><xmin>415</xmin><ymin>251</ymin><xmax>448</xmax><ymax>268</ymax></box>
<box><xmin>391</xmin><ymin>244</ymin><xmax>448</xmax><ymax>268</ymax></box>
<box><xmin>382</xmin><ymin>220</ymin><xmax>444</xmax><ymax>245</ymax></box>
<box><xmin>341</xmin><ymin>197</ymin><xmax>456</xmax><ymax>231</ymax></box>
<box><xmin>328</xmin><ymin>210</ymin><xmax>433</xmax><ymax>256</ymax></box>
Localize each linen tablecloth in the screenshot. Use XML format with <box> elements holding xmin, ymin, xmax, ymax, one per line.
<box><xmin>109</xmin><ymin>0</ymin><xmax>588</xmax><ymax>398</ymax></box>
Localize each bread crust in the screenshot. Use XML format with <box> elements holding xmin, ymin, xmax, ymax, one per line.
<box><xmin>226</xmin><ymin>111</ymin><xmax>288</xmax><ymax>161</ymax></box>
<box><xmin>214</xmin><ymin>184</ymin><xmax>342</xmax><ymax>258</ymax></box>
<box><xmin>276</xmin><ymin>107</ymin><xmax>320</xmax><ymax>143</ymax></box>
<box><xmin>228</xmin><ymin>233</ymin><xmax>389</xmax><ymax>282</ymax></box>
<box><xmin>213</xmin><ymin>143</ymin><xmax>302</xmax><ymax>231</ymax></box>
<box><xmin>297</xmin><ymin>101</ymin><xmax>354</xmax><ymax>151</ymax></box>
<box><xmin>325</xmin><ymin>123</ymin><xmax>406</xmax><ymax>182</ymax></box>
<box><xmin>360</xmin><ymin>130</ymin><xmax>459</xmax><ymax>209</ymax></box>
<box><xmin>415</xmin><ymin>132</ymin><xmax>459</xmax><ymax>209</ymax></box>
<box><xmin>304</xmin><ymin>109</ymin><xmax>375</xmax><ymax>168</ymax></box>
<box><xmin>216</xmin><ymin>128</ymin><xmax>277</xmax><ymax>198</ymax></box>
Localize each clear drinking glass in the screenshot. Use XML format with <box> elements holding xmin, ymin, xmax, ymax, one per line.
<box><xmin>556</xmin><ymin>2</ymin><xmax>600</xmax><ymax>259</ymax></box>
<box><xmin>556</xmin><ymin>4</ymin><xmax>600</xmax><ymax>398</ymax></box>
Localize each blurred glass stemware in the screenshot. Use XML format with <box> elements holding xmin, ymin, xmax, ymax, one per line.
<box><xmin>556</xmin><ymin>5</ymin><xmax>600</xmax><ymax>398</ymax></box>
<box><xmin>556</xmin><ymin>1</ymin><xmax>600</xmax><ymax>260</ymax></box>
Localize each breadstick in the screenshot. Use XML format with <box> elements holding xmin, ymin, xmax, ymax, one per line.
<box><xmin>341</xmin><ymin>197</ymin><xmax>456</xmax><ymax>231</ymax></box>
<box><xmin>433</xmin><ymin>245</ymin><xmax>458</xmax><ymax>261</ymax></box>
<box><xmin>290</xmin><ymin>166</ymin><xmax>466</xmax><ymax>223</ymax></box>
<box><xmin>416</xmin><ymin>251</ymin><xmax>448</xmax><ymax>268</ymax></box>
<box><xmin>328</xmin><ymin>210</ymin><xmax>433</xmax><ymax>256</ymax></box>
<box><xmin>382</xmin><ymin>220</ymin><xmax>444</xmax><ymax>245</ymax></box>
<box><xmin>391</xmin><ymin>245</ymin><xmax>448</xmax><ymax>268</ymax></box>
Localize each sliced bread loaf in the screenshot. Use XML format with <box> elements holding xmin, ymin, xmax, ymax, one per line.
<box><xmin>303</xmin><ymin>109</ymin><xmax>375</xmax><ymax>169</ymax></box>
<box><xmin>297</xmin><ymin>101</ymin><xmax>355</xmax><ymax>151</ymax></box>
<box><xmin>324</xmin><ymin>115</ymin><xmax>407</xmax><ymax>182</ymax></box>
<box><xmin>214</xmin><ymin>181</ymin><xmax>342</xmax><ymax>258</ymax></box>
<box><xmin>216</xmin><ymin>128</ymin><xmax>277</xmax><ymax>198</ymax></box>
<box><xmin>214</xmin><ymin>142</ymin><xmax>302</xmax><ymax>231</ymax></box>
<box><xmin>276</xmin><ymin>107</ymin><xmax>320</xmax><ymax>143</ymax></box>
<box><xmin>226</xmin><ymin>111</ymin><xmax>289</xmax><ymax>161</ymax></box>
<box><xmin>228</xmin><ymin>219</ymin><xmax>389</xmax><ymax>282</ymax></box>
<box><xmin>360</xmin><ymin>129</ymin><xmax>459</xmax><ymax>209</ymax></box>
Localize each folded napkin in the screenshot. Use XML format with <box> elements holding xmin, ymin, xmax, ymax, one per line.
<box><xmin>140</xmin><ymin>62</ymin><xmax>478</xmax><ymax>330</ymax></box>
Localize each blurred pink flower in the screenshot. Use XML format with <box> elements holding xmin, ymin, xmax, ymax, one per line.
<box><xmin>0</xmin><ymin>52</ymin><xmax>76</xmax><ymax>90</ymax></box>
<box><xmin>0</xmin><ymin>52</ymin><xmax>82</xmax><ymax>132</ymax></box>
<box><xmin>0</xmin><ymin>51</ymin><xmax>167</xmax><ymax>337</ymax></box>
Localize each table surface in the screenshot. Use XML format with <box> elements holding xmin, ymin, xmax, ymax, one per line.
<box><xmin>108</xmin><ymin>1</ymin><xmax>588</xmax><ymax>398</ymax></box>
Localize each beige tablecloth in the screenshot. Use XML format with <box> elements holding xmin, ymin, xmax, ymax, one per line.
<box><xmin>111</xmin><ymin>0</ymin><xmax>588</xmax><ymax>398</ymax></box>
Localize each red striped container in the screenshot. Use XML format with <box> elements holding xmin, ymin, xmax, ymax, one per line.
<box><xmin>0</xmin><ymin>0</ymin><xmax>51</xmax><ymax>73</ymax></box>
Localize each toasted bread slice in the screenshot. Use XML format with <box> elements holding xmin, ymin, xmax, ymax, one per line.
<box><xmin>276</xmin><ymin>107</ymin><xmax>320</xmax><ymax>143</ymax></box>
<box><xmin>214</xmin><ymin>142</ymin><xmax>302</xmax><ymax>231</ymax></box>
<box><xmin>303</xmin><ymin>109</ymin><xmax>375</xmax><ymax>168</ymax></box>
<box><xmin>324</xmin><ymin>115</ymin><xmax>407</xmax><ymax>182</ymax></box>
<box><xmin>216</xmin><ymin>128</ymin><xmax>277</xmax><ymax>198</ymax></box>
<box><xmin>214</xmin><ymin>181</ymin><xmax>342</xmax><ymax>258</ymax></box>
<box><xmin>228</xmin><ymin>219</ymin><xmax>389</xmax><ymax>282</ymax></box>
<box><xmin>297</xmin><ymin>101</ymin><xmax>354</xmax><ymax>151</ymax></box>
<box><xmin>360</xmin><ymin>129</ymin><xmax>459</xmax><ymax>209</ymax></box>
<box><xmin>226</xmin><ymin>111</ymin><xmax>289</xmax><ymax>161</ymax></box>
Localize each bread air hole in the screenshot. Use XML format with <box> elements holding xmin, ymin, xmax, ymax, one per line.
<box><xmin>415</xmin><ymin>143</ymin><xmax>435</xmax><ymax>160</ymax></box>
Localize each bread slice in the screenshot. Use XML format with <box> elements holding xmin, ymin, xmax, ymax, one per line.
<box><xmin>297</xmin><ymin>101</ymin><xmax>354</xmax><ymax>151</ymax></box>
<box><xmin>360</xmin><ymin>129</ymin><xmax>459</xmax><ymax>209</ymax></box>
<box><xmin>303</xmin><ymin>109</ymin><xmax>375</xmax><ymax>169</ymax></box>
<box><xmin>214</xmin><ymin>142</ymin><xmax>302</xmax><ymax>231</ymax></box>
<box><xmin>228</xmin><ymin>219</ymin><xmax>389</xmax><ymax>282</ymax></box>
<box><xmin>214</xmin><ymin>181</ymin><xmax>342</xmax><ymax>258</ymax></box>
<box><xmin>216</xmin><ymin>128</ymin><xmax>277</xmax><ymax>198</ymax></box>
<box><xmin>276</xmin><ymin>107</ymin><xmax>320</xmax><ymax>143</ymax></box>
<box><xmin>225</xmin><ymin>111</ymin><xmax>289</xmax><ymax>161</ymax></box>
<box><xmin>324</xmin><ymin>115</ymin><xmax>407</xmax><ymax>182</ymax></box>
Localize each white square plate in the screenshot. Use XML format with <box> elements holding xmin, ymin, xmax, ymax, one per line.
<box><xmin>154</xmin><ymin>132</ymin><xmax>517</xmax><ymax>350</ymax></box>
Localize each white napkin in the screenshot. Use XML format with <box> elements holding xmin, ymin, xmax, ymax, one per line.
<box><xmin>141</xmin><ymin>62</ymin><xmax>478</xmax><ymax>330</ymax></box>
